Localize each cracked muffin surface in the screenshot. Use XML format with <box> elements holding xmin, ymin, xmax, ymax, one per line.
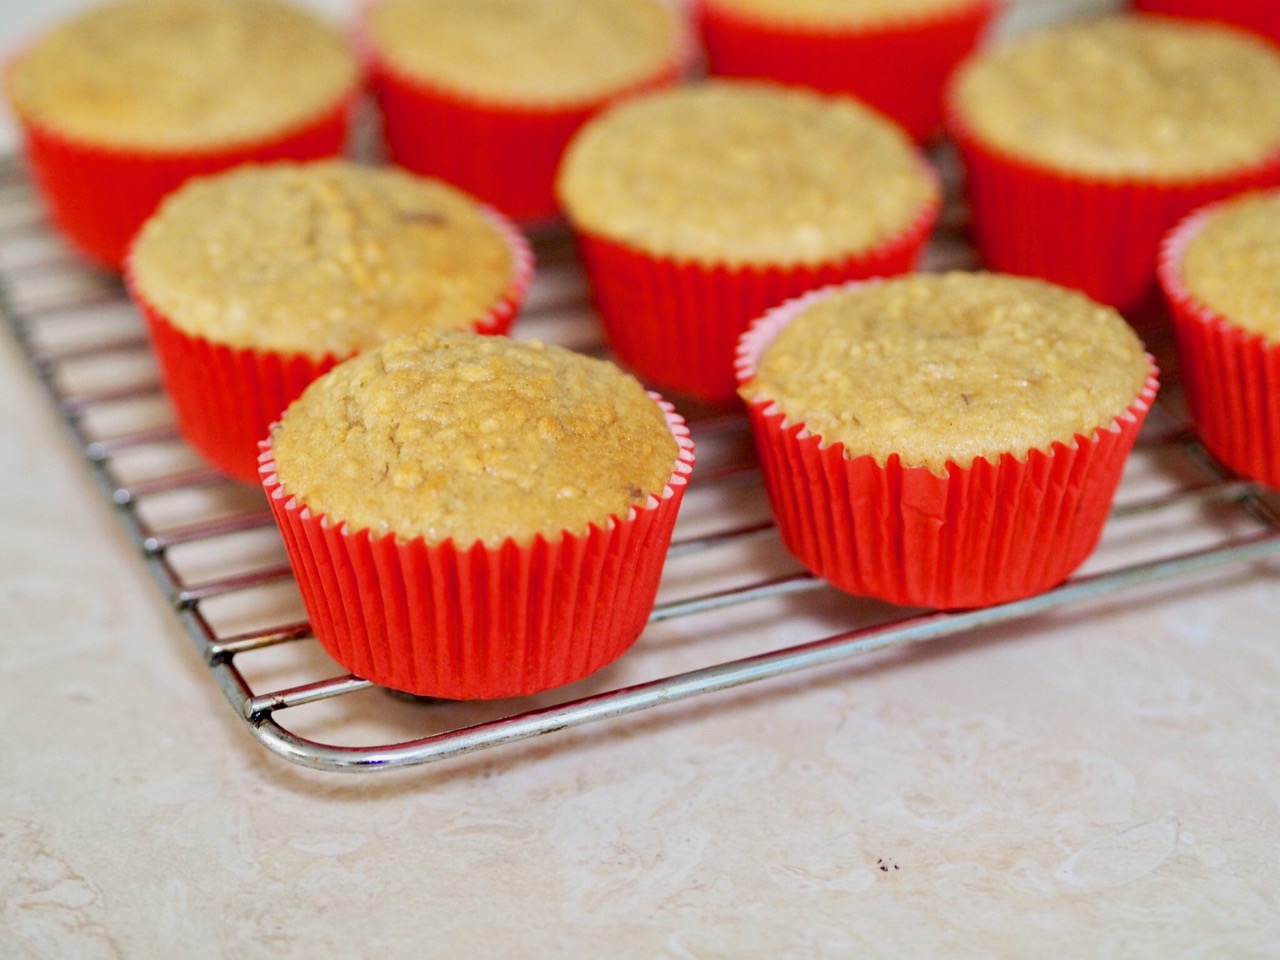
<box><xmin>270</xmin><ymin>332</ymin><xmax>678</xmax><ymax>546</ymax></box>
<box><xmin>129</xmin><ymin>161</ymin><xmax>515</xmax><ymax>358</ymax></box>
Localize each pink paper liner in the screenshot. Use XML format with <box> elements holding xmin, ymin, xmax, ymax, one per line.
<box><xmin>697</xmin><ymin>0</ymin><xmax>996</xmax><ymax>141</ymax></box>
<box><xmin>360</xmin><ymin>12</ymin><xmax>691</xmax><ymax>224</ymax></box>
<box><xmin>126</xmin><ymin>206</ymin><xmax>534</xmax><ymax>484</ymax></box>
<box><xmin>259</xmin><ymin>397</ymin><xmax>695</xmax><ymax>699</ymax></box>
<box><xmin>734</xmin><ymin>281</ymin><xmax>1160</xmax><ymax>610</ymax></box>
<box><xmin>14</xmin><ymin>91</ymin><xmax>356</xmax><ymax>271</ymax></box>
<box><xmin>1157</xmin><ymin>200</ymin><xmax>1280</xmax><ymax>488</ymax></box>
<box><xmin>946</xmin><ymin>107</ymin><xmax>1280</xmax><ymax>315</ymax></box>
<box><xmin>1133</xmin><ymin>0</ymin><xmax>1280</xmax><ymax>47</ymax></box>
<box><xmin>572</xmin><ymin>171</ymin><xmax>940</xmax><ymax>405</ymax></box>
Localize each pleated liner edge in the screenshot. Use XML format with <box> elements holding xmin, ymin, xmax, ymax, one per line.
<box><xmin>735</xmin><ymin>280</ymin><xmax>1160</xmax><ymax>610</ymax></box>
<box><xmin>259</xmin><ymin>397</ymin><xmax>695</xmax><ymax>700</ymax></box>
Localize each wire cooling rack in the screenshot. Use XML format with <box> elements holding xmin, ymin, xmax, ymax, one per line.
<box><xmin>5</xmin><ymin>145</ymin><xmax>1280</xmax><ymax>774</ymax></box>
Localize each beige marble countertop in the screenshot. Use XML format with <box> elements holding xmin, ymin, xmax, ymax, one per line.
<box><xmin>4</xmin><ymin>0</ymin><xmax>1280</xmax><ymax>956</ymax></box>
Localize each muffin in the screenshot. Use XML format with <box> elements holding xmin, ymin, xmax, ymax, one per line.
<box><xmin>698</xmin><ymin>0</ymin><xmax>996</xmax><ymax>141</ymax></box>
<box><xmin>260</xmin><ymin>331</ymin><xmax>696</xmax><ymax>699</ymax></box>
<box><xmin>1158</xmin><ymin>190</ymin><xmax>1280</xmax><ymax>488</ymax></box>
<box><xmin>361</xmin><ymin>0</ymin><xmax>689</xmax><ymax>224</ymax></box>
<box><xmin>127</xmin><ymin>161</ymin><xmax>532</xmax><ymax>483</ymax></box>
<box><xmin>1132</xmin><ymin>1</ymin><xmax>1280</xmax><ymax>49</ymax></box>
<box><xmin>5</xmin><ymin>0</ymin><xmax>359</xmax><ymax>269</ymax></box>
<box><xmin>947</xmin><ymin>15</ymin><xmax>1280</xmax><ymax>314</ymax></box>
<box><xmin>557</xmin><ymin>80</ymin><xmax>940</xmax><ymax>403</ymax></box>
<box><xmin>736</xmin><ymin>272</ymin><xmax>1159</xmax><ymax>609</ymax></box>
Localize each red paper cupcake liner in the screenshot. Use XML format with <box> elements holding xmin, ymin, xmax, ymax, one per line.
<box><xmin>259</xmin><ymin>397</ymin><xmax>695</xmax><ymax>699</ymax></box>
<box><xmin>1158</xmin><ymin>202</ymin><xmax>1280</xmax><ymax>488</ymax></box>
<box><xmin>361</xmin><ymin>17</ymin><xmax>692</xmax><ymax>224</ymax></box>
<box><xmin>946</xmin><ymin>109</ymin><xmax>1280</xmax><ymax>316</ymax></box>
<box><xmin>1133</xmin><ymin>0</ymin><xmax>1280</xmax><ymax>48</ymax></box>
<box><xmin>735</xmin><ymin>282</ymin><xmax>1160</xmax><ymax>610</ymax></box>
<box><xmin>574</xmin><ymin>176</ymin><xmax>939</xmax><ymax>404</ymax></box>
<box><xmin>127</xmin><ymin>207</ymin><xmax>534</xmax><ymax>484</ymax></box>
<box><xmin>698</xmin><ymin>0</ymin><xmax>996</xmax><ymax>141</ymax></box>
<box><xmin>14</xmin><ymin>92</ymin><xmax>356</xmax><ymax>271</ymax></box>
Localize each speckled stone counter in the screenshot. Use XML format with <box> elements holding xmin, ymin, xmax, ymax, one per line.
<box><xmin>3</xmin><ymin>1</ymin><xmax>1279</xmax><ymax>957</ymax></box>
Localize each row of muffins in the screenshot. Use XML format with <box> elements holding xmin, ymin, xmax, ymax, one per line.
<box><xmin>9</xmin><ymin>0</ymin><xmax>1280</xmax><ymax>700</ymax></box>
<box><xmin>2</xmin><ymin>0</ymin><xmax>987</xmax><ymax>278</ymax></box>
<box><xmin>114</xmin><ymin>151</ymin><xmax>1279</xmax><ymax>700</ymax></box>
<box><xmin>10</xmin><ymin>0</ymin><xmax>1280</xmax><ymax>321</ymax></box>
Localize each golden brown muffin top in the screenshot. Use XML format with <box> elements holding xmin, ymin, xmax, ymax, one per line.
<box><xmin>557</xmin><ymin>81</ymin><xmax>938</xmax><ymax>266</ymax></box>
<box><xmin>741</xmin><ymin>272</ymin><xmax>1151</xmax><ymax>474</ymax></box>
<box><xmin>367</xmin><ymin>0</ymin><xmax>681</xmax><ymax>106</ymax></box>
<box><xmin>1181</xmin><ymin>191</ymin><xmax>1280</xmax><ymax>340</ymax></box>
<box><xmin>7</xmin><ymin>0</ymin><xmax>358</xmax><ymax>151</ymax></box>
<box><xmin>270</xmin><ymin>332</ymin><xmax>680</xmax><ymax>546</ymax></box>
<box><xmin>951</xmin><ymin>16</ymin><xmax>1280</xmax><ymax>180</ymax></box>
<box><xmin>130</xmin><ymin>162</ymin><xmax>518</xmax><ymax>358</ymax></box>
<box><xmin>708</xmin><ymin>0</ymin><xmax>980</xmax><ymax>29</ymax></box>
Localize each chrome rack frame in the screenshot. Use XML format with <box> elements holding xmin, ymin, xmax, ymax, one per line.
<box><xmin>4</xmin><ymin>151</ymin><xmax>1279</xmax><ymax>775</ymax></box>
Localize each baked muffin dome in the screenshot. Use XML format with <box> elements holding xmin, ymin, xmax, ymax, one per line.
<box><xmin>7</xmin><ymin>0</ymin><xmax>358</xmax><ymax>151</ymax></box>
<box><xmin>270</xmin><ymin>332</ymin><xmax>679</xmax><ymax>547</ymax></box>
<box><xmin>950</xmin><ymin>15</ymin><xmax>1280</xmax><ymax>181</ymax></box>
<box><xmin>1179</xmin><ymin>190</ymin><xmax>1280</xmax><ymax>340</ymax></box>
<box><xmin>129</xmin><ymin>161</ymin><xmax>520</xmax><ymax>358</ymax></box>
<box><xmin>365</xmin><ymin>0</ymin><xmax>682</xmax><ymax>106</ymax></box>
<box><xmin>741</xmin><ymin>272</ymin><xmax>1151</xmax><ymax>474</ymax></box>
<box><xmin>557</xmin><ymin>80</ymin><xmax>939</xmax><ymax>266</ymax></box>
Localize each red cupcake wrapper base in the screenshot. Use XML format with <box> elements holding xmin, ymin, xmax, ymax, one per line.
<box><xmin>1158</xmin><ymin>204</ymin><xmax>1280</xmax><ymax>488</ymax></box>
<box><xmin>576</xmin><ymin>187</ymin><xmax>939</xmax><ymax>404</ymax></box>
<box><xmin>19</xmin><ymin>95</ymin><xmax>354</xmax><ymax>271</ymax></box>
<box><xmin>260</xmin><ymin>400</ymin><xmax>695</xmax><ymax>700</ymax></box>
<box><xmin>698</xmin><ymin>0</ymin><xmax>995</xmax><ymax>141</ymax></box>
<box><xmin>366</xmin><ymin>50</ymin><xmax>683</xmax><ymax>224</ymax></box>
<box><xmin>129</xmin><ymin>208</ymin><xmax>533</xmax><ymax>484</ymax></box>
<box><xmin>736</xmin><ymin>283</ymin><xmax>1160</xmax><ymax>610</ymax></box>
<box><xmin>139</xmin><ymin>306</ymin><xmax>342</xmax><ymax>484</ymax></box>
<box><xmin>948</xmin><ymin>112</ymin><xmax>1280</xmax><ymax>315</ymax></box>
<box><xmin>1133</xmin><ymin>0</ymin><xmax>1280</xmax><ymax>47</ymax></box>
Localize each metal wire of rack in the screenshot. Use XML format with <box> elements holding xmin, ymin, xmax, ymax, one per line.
<box><xmin>4</xmin><ymin>145</ymin><xmax>1280</xmax><ymax>775</ymax></box>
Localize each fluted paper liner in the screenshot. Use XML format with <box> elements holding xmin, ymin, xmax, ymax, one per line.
<box><xmin>13</xmin><ymin>91</ymin><xmax>355</xmax><ymax>271</ymax></box>
<box><xmin>127</xmin><ymin>207</ymin><xmax>534</xmax><ymax>484</ymax></box>
<box><xmin>735</xmin><ymin>282</ymin><xmax>1160</xmax><ymax>610</ymax></box>
<box><xmin>573</xmin><ymin>176</ymin><xmax>940</xmax><ymax>404</ymax></box>
<box><xmin>1158</xmin><ymin>200</ymin><xmax>1280</xmax><ymax>488</ymax></box>
<box><xmin>360</xmin><ymin>12</ymin><xmax>691</xmax><ymax>224</ymax></box>
<box><xmin>946</xmin><ymin>106</ymin><xmax>1280</xmax><ymax>315</ymax></box>
<box><xmin>698</xmin><ymin>0</ymin><xmax>995</xmax><ymax>141</ymax></box>
<box><xmin>259</xmin><ymin>398</ymin><xmax>695</xmax><ymax>699</ymax></box>
<box><xmin>1133</xmin><ymin>0</ymin><xmax>1280</xmax><ymax>48</ymax></box>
